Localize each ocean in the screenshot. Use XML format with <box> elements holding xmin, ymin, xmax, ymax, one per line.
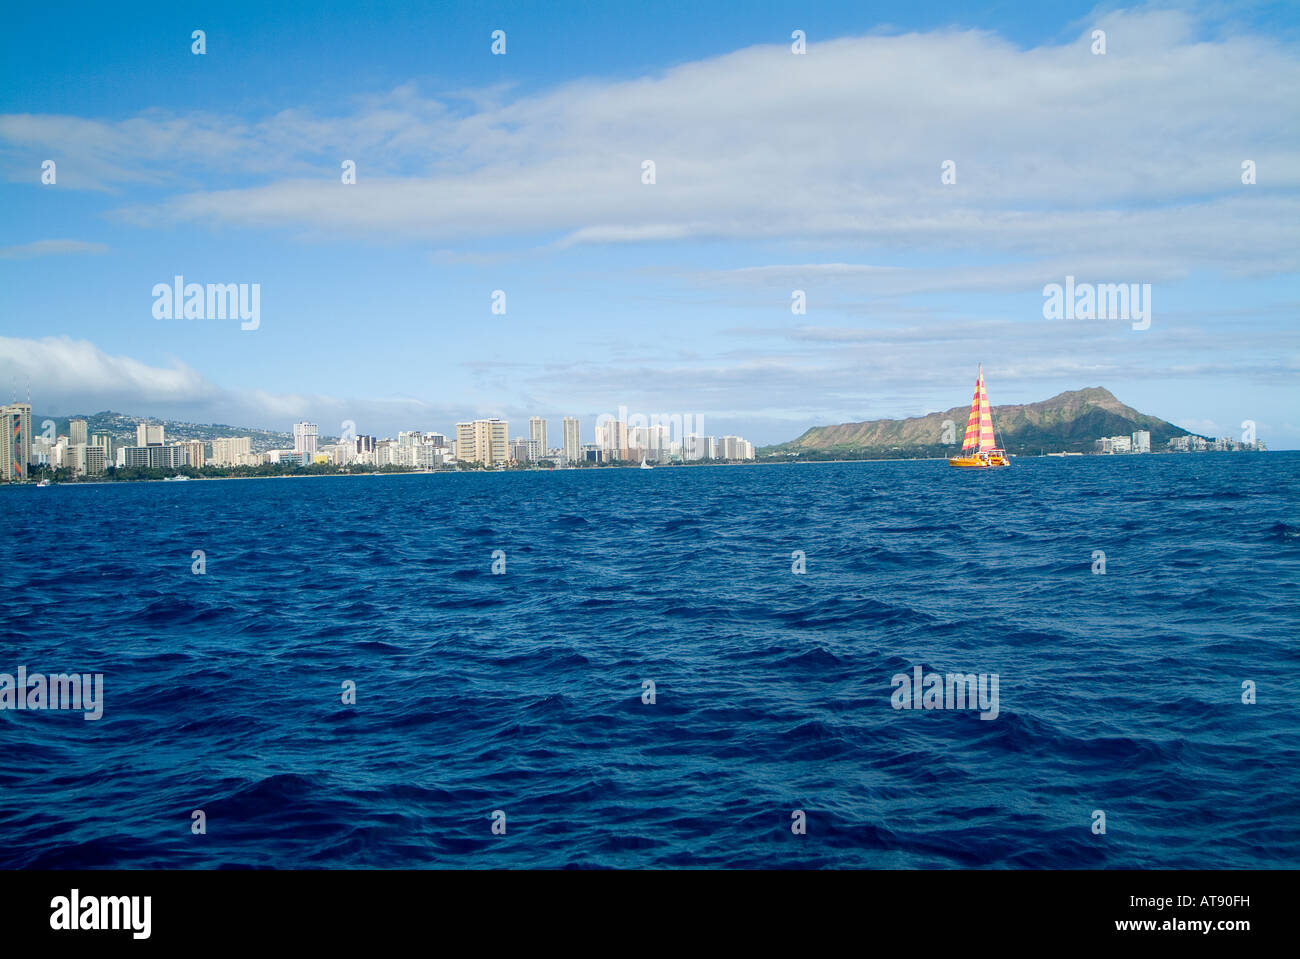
<box><xmin>2</xmin><ymin>454</ymin><xmax>1297</xmax><ymax>868</ymax></box>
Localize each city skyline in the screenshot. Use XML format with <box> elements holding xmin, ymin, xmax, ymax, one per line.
<box><xmin>10</xmin><ymin>384</ymin><xmax>1264</xmax><ymax>481</ymax></box>
<box><xmin>2</xmin><ymin>3</ymin><xmax>1297</xmax><ymax>448</ymax></box>
<box><xmin>13</xmin><ymin>402</ymin><xmax>762</xmax><ymax>477</ymax></box>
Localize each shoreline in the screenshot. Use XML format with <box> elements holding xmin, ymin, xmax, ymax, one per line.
<box><xmin>5</xmin><ymin>448</ymin><xmax>1282</xmax><ymax>489</ymax></box>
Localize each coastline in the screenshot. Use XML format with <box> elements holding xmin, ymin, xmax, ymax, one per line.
<box><xmin>5</xmin><ymin>448</ymin><xmax>1279</xmax><ymax>489</ymax></box>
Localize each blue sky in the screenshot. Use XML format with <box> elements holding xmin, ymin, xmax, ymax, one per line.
<box><xmin>2</xmin><ymin>0</ymin><xmax>1297</xmax><ymax>446</ymax></box>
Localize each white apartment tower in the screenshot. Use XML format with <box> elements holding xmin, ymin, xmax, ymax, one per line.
<box><xmin>293</xmin><ymin>422</ymin><xmax>318</xmax><ymax>455</ymax></box>
<box><xmin>562</xmin><ymin>417</ymin><xmax>580</xmax><ymax>464</ymax></box>
<box><xmin>529</xmin><ymin>417</ymin><xmax>548</xmax><ymax>461</ymax></box>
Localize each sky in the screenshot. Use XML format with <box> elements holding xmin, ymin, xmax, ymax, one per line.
<box><xmin>1</xmin><ymin>0</ymin><xmax>1297</xmax><ymax>447</ymax></box>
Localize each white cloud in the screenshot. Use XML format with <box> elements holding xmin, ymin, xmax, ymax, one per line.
<box><xmin>0</xmin><ymin>336</ymin><xmax>213</xmax><ymax>400</ymax></box>
<box><xmin>1</xmin><ymin>6</ymin><xmax>1295</xmax><ymax>276</ymax></box>
<box><xmin>0</xmin><ymin>336</ymin><xmax>460</xmax><ymax>435</ymax></box>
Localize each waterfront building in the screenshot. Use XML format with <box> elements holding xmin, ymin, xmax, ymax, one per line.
<box><xmin>68</xmin><ymin>443</ymin><xmax>107</xmax><ymax>476</ymax></box>
<box><xmin>529</xmin><ymin>417</ymin><xmax>548</xmax><ymax>461</ymax></box>
<box><xmin>510</xmin><ymin>437</ymin><xmax>539</xmax><ymax>462</ymax></box>
<box><xmin>67</xmin><ymin>443</ymin><xmax>85</xmax><ymax>476</ymax></box>
<box><xmin>122</xmin><ymin>444</ymin><xmax>186</xmax><ymax>470</ymax></box>
<box><xmin>182</xmin><ymin>439</ymin><xmax>205</xmax><ymax>468</ymax></box>
<box><xmin>30</xmin><ymin>435</ymin><xmax>55</xmax><ymax>467</ymax></box>
<box><xmin>629</xmin><ymin>424</ymin><xmax>671</xmax><ymax>463</ymax></box>
<box><xmin>0</xmin><ymin>402</ymin><xmax>33</xmax><ymax>482</ymax></box>
<box><xmin>266</xmin><ymin>449</ymin><xmax>308</xmax><ymax>466</ymax></box>
<box><xmin>455</xmin><ymin>419</ymin><xmax>509</xmax><ymax>466</ymax></box>
<box><xmin>594</xmin><ymin>418</ymin><xmax>628</xmax><ymax>462</ymax></box>
<box><xmin>293</xmin><ymin>422</ymin><xmax>318</xmax><ymax>455</ymax></box>
<box><xmin>562</xmin><ymin>417</ymin><xmax>580</xmax><ymax>464</ymax></box>
<box><xmin>210</xmin><ymin>436</ymin><xmax>253</xmax><ymax>466</ymax></box>
<box><xmin>683</xmin><ymin>433</ymin><xmax>711</xmax><ymax>461</ymax></box>
<box><xmin>85</xmin><ymin>444</ymin><xmax>106</xmax><ymax>475</ymax></box>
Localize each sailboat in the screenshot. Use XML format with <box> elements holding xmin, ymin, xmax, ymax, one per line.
<box><xmin>639</xmin><ymin>457</ymin><xmax>653</xmax><ymax>470</ymax></box>
<box><xmin>948</xmin><ymin>365</ymin><xmax>1010</xmax><ymax>468</ymax></box>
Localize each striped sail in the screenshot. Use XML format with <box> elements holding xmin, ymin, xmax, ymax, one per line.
<box><xmin>960</xmin><ymin>368</ymin><xmax>997</xmax><ymax>452</ymax></box>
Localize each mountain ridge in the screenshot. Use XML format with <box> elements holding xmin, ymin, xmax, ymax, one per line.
<box><xmin>32</xmin><ymin>410</ymin><xmax>296</xmax><ymax>451</ymax></box>
<box><xmin>765</xmin><ymin>387</ymin><xmax>1197</xmax><ymax>457</ymax></box>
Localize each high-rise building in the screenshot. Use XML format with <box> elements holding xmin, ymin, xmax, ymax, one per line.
<box><xmin>0</xmin><ymin>403</ymin><xmax>33</xmax><ymax>482</ymax></box>
<box><xmin>210</xmin><ymin>436</ymin><xmax>252</xmax><ymax>466</ymax></box>
<box><xmin>529</xmin><ymin>417</ymin><xmax>548</xmax><ymax>461</ymax></box>
<box><xmin>510</xmin><ymin>437</ymin><xmax>539</xmax><ymax>463</ymax></box>
<box><xmin>123</xmin><ymin>444</ymin><xmax>186</xmax><ymax>469</ymax></box>
<box><xmin>629</xmin><ymin>424</ymin><xmax>670</xmax><ymax>463</ymax></box>
<box><xmin>84</xmin><ymin>444</ymin><xmax>106</xmax><ymax>475</ymax></box>
<box><xmin>182</xmin><ymin>440</ymin><xmax>205</xmax><ymax>468</ymax></box>
<box><xmin>30</xmin><ymin>436</ymin><xmax>55</xmax><ymax>467</ymax></box>
<box><xmin>594</xmin><ymin>417</ymin><xmax>628</xmax><ymax>462</ymax></box>
<box><xmin>455</xmin><ymin>419</ymin><xmax>508</xmax><ymax>465</ymax></box>
<box><xmin>1131</xmin><ymin>430</ymin><xmax>1151</xmax><ymax>454</ymax></box>
<box><xmin>136</xmin><ymin>423</ymin><xmax>164</xmax><ymax>446</ymax></box>
<box><xmin>683</xmin><ymin>434</ymin><xmax>710</xmax><ymax>461</ymax></box>
<box><xmin>293</xmin><ymin>422</ymin><xmax>318</xmax><ymax>455</ymax></box>
<box><xmin>562</xmin><ymin>417</ymin><xmax>580</xmax><ymax>464</ymax></box>
<box><xmin>69</xmin><ymin>418</ymin><xmax>88</xmax><ymax>446</ymax></box>
<box><xmin>67</xmin><ymin>443</ymin><xmax>86</xmax><ymax>476</ymax></box>
<box><xmin>90</xmin><ymin>432</ymin><xmax>113</xmax><ymax>460</ymax></box>
<box><xmin>67</xmin><ymin>443</ymin><xmax>107</xmax><ymax>476</ymax></box>
<box><xmin>717</xmin><ymin>436</ymin><xmax>754</xmax><ymax>460</ymax></box>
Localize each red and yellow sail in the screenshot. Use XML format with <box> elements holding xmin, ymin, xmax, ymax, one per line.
<box><xmin>949</xmin><ymin>365</ymin><xmax>1009</xmax><ymax>468</ymax></box>
<box><xmin>961</xmin><ymin>367</ymin><xmax>997</xmax><ymax>452</ymax></box>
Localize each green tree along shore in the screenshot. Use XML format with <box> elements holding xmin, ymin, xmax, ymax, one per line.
<box><xmin>26</xmin><ymin>462</ymin><xmax>422</xmax><ymax>483</ymax></box>
<box><xmin>21</xmin><ymin>457</ymin><xmax>779</xmax><ymax>484</ymax></box>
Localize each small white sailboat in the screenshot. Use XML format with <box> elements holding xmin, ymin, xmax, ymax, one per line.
<box><xmin>37</xmin><ymin>478</ymin><xmax>51</xmax><ymax>487</ymax></box>
<box><xmin>639</xmin><ymin>458</ymin><xmax>653</xmax><ymax>470</ymax></box>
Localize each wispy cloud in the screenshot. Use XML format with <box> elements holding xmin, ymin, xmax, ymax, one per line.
<box><xmin>0</xmin><ymin>336</ymin><xmax>460</xmax><ymax>435</ymax></box>
<box><xmin>2</xmin><ymin>7</ymin><xmax>1296</xmax><ymax>276</ymax></box>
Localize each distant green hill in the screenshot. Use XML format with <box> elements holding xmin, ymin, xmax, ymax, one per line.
<box><xmin>32</xmin><ymin>410</ymin><xmax>295</xmax><ymax>452</ymax></box>
<box><xmin>763</xmin><ymin>387</ymin><xmax>1196</xmax><ymax>458</ymax></box>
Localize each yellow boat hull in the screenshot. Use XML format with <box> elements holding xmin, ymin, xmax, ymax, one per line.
<box><xmin>948</xmin><ymin>452</ymin><xmax>1010</xmax><ymax>468</ymax></box>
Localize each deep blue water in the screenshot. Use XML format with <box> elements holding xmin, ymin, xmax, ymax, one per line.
<box><xmin>2</xmin><ymin>454</ymin><xmax>1298</xmax><ymax>869</ymax></box>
